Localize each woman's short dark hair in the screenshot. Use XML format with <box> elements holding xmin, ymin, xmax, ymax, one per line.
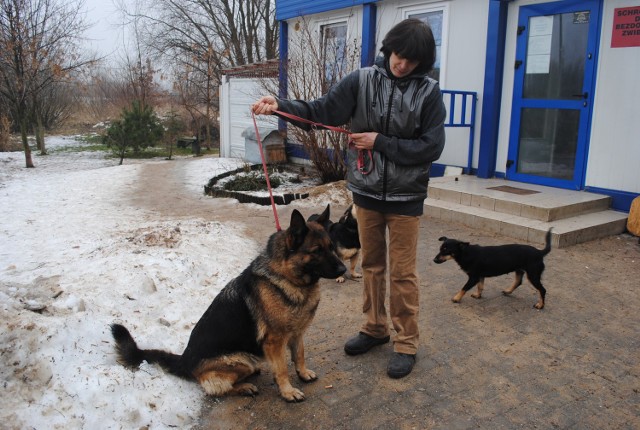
<box><xmin>380</xmin><ymin>18</ymin><xmax>436</xmax><ymax>75</ymax></box>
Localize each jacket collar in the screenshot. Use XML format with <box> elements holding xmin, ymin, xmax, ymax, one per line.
<box><xmin>372</xmin><ymin>56</ymin><xmax>428</xmax><ymax>81</ymax></box>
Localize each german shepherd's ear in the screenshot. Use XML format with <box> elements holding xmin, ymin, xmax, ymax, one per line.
<box><xmin>339</xmin><ymin>204</ymin><xmax>353</xmax><ymax>223</ymax></box>
<box><xmin>287</xmin><ymin>209</ymin><xmax>309</xmax><ymax>251</ymax></box>
<box><xmin>438</xmin><ymin>236</ymin><xmax>447</xmax><ymax>241</ymax></box>
<box><xmin>314</xmin><ymin>204</ymin><xmax>331</xmax><ymax>226</ymax></box>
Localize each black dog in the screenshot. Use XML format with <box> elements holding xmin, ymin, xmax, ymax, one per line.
<box><xmin>308</xmin><ymin>204</ymin><xmax>361</xmax><ymax>283</ymax></box>
<box><xmin>433</xmin><ymin>229</ymin><xmax>552</xmax><ymax>309</ymax></box>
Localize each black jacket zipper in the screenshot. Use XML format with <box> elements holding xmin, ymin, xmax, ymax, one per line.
<box><xmin>382</xmin><ymin>81</ymin><xmax>396</xmax><ymax>200</ymax></box>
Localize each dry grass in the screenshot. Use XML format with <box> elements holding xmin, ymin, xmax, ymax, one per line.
<box><xmin>0</xmin><ymin>116</ymin><xmax>11</xmax><ymax>151</ymax></box>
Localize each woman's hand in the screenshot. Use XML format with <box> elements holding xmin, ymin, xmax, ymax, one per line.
<box><xmin>350</xmin><ymin>132</ymin><xmax>378</xmax><ymax>150</ymax></box>
<box><xmin>251</xmin><ymin>96</ymin><xmax>278</xmax><ymax>115</ymax></box>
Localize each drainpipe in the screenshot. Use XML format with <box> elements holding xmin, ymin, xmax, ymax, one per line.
<box><xmin>477</xmin><ymin>0</ymin><xmax>510</xmax><ymax>178</ymax></box>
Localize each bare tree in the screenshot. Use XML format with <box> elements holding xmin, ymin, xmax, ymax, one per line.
<box><xmin>171</xmin><ymin>46</ymin><xmax>218</xmax><ymax>149</ymax></box>
<box><xmin>117</xmin><ymin>0</ymin><xmax>278</xmax><ymax>150</ymax></box>
<box><xmin>0</xmin><ymin>114</ymin><xmax>10</xmax><ymax>151</ymax></box>
<box><xmin>134</xmin><ymin>0</ymin><xmax>277</xmax><ymax>71</ymax></box>
<box><xmin>120</xmin><ymin>5</ymin><xmax>159</xmax><ymax>109</ymax></box>
<box><xmin>263</xmin><ymin>18</ymin><xmax>360</xmax><ymax>183</ymax></box>
<box><xmin>0</xmin><ymin>0</ymin><xmax>94</xmax><ymax>166</ymax></box>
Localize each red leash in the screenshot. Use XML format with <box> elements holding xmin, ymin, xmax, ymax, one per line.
<box><xmin>250</xmin><ymin>108</ymin><xmax>375</xmax><ymax>232</ymax></box>
<box><xmin>251</xmin><ymin>111</ymin><xmax>282</xmax><ymax>232</ymax></box>
<box><xmin>273</xmin><ymin>110</ymin><xmax>351</xmax><ymax>134</ymax></box>
<box><xmin>273</xmin><ymin>110</ymin><xmax>373</xmax><ymax>175</ymax></box>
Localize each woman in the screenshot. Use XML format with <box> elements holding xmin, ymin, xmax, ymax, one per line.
<box><xmin>252</xmin><ymin>18</ymin><xmax>446</xmax><ymax>378</ymax></box>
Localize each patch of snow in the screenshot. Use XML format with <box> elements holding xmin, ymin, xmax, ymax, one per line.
<box><xmin>0</xmin><ymin>139</ymin><xmax>262</xmax><ymax>429</ymax></box>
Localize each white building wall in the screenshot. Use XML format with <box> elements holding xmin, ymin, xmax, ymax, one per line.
<box><xmin>586</xmin><ymin>0</ymin><xmax>640</xmax><ymax>193</ymax></box>
<box><xmin>277</xmin><ymin>0</ymin><xmax>639</xmax><ymax>195</ymax></box>
<box><xmin>285</xmin><ymin>0</ymin><xmax>489</xmax><ymax>170</ymax></box>
<box><xmin>375</xmin><ymin>0</ymin><xmax>489</xmax><ymax>169</ymax></box>
<box><xmin>219</xmin><ymin>77</ymin><xmax>278</xmax><ymax>159</ymax></box>
<box><xmin>497</xmin><ymin>0</ymin><xmax>640</xmax><ymax>194</ymax></box>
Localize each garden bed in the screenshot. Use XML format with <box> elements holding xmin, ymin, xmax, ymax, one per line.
<box><xmin>204</xmin><ymin>163</ymin><xmax>316</xmax><ymax>205</ymax></box>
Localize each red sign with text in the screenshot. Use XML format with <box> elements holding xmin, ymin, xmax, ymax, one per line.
<box><xmin>612</xmin><ymin>6</ymin><xmax>640</xmax><ymax>48</ymax></box>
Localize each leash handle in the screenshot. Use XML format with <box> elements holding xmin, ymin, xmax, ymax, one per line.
<box><xmin>251</xmin><ymin>111</ymin><xmax>282</xmax><ymax>232</ymax></box>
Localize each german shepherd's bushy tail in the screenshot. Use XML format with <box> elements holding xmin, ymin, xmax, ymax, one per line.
<box><xmin>111</xmin><ymin>323</ymin><xmax>191</xmax><ymax>379</ymax></box>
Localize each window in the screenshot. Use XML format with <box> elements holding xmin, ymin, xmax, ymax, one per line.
<box><xmin>408</xmin><ymin>8</ymin><xmax>446</xmax><ymax>82</ymax></box>
<box><xmin>320</xmin><ymin>21</ymin><xmax>348</xmax><ymax>90</ymax></box>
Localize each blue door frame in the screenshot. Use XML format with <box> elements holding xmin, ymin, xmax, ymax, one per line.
<box><xmin>506</xmin><ymin>0</ymin><xmax>602</xmax><ymax>190</ymax></box>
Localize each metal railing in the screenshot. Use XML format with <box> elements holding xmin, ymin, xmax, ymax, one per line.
<box><xmin>441</xmin><ymin>90</ymin><xmax>478</xmax><ymax>174</ymax></box>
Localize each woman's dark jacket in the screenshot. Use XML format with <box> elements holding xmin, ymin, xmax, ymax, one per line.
<box><xmin>276</xmin><ymin>57</ymin><xmax>446</xmax><ymax>209</ymax></box>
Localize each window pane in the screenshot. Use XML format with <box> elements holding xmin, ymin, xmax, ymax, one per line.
<box><xmin>524</xmin><ymin>12</ymin><xmax>589</xmax><ymax>99</ymax></box>
<box><xmin>409</xmin><ymin>11</ymin><xmax>443</xmax><ymax>81</ymax></box>
<box><xmin>517</xmin><ymin>108</ymin><xmax>579</xmax><ymax>179</ymax></box>
<box><xmin>321</xmin><ymin>22</ymin><xmax>348</xmax><ymax>88</ymax></box>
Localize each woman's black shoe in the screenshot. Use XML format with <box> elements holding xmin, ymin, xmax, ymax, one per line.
<box><xmin>344</xmin><ymin>332</ymin><xmax>390</xmax><ymax>355</ymax></box>
<box><xmin>387</xmin><ymin>352</ymin><xmax>416</xmax><ymax>378</ymax></box>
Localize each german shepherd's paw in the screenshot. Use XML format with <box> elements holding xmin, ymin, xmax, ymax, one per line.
<box><xmin>297</xmin><ymin>368</ymin><xmax>317</xmax><ymax>382</ymax></box>
<box><xmin>281</xmin><ymin>387</ymin><xmax>306</xmax><ymax>403</ymax></box>
<box><xmin>231</xmin><ymin>383</ymin><xmax>259</xmax><ymax>397</ymax></box>
<box><xmin>336</xmin><ymin>271</ymin><xmax>362</xmax><ymax>283</ymax></box>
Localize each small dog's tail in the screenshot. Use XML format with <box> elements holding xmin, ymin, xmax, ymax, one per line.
<box><xmin>110</xmin><ymin>323</ymin><xmax>190</xmax><ymax>379</ymax></box>
<box><xmin>541</xmin><ymin>228</ymin><xmax>553</xmax><ymax>256</ymax></box>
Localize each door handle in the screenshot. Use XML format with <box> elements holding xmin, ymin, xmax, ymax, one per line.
<box><xmin>572</xmin><ymin>92</ymin><xmax>588</xmax><ymax>99</ymax></box>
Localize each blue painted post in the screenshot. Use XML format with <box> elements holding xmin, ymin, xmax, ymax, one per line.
<box><xmin>467</xmin><ymin>93</ymin><xmax>477</xmax><ymax>174</ymax></box>
<box><xmin>278</xmin><ymin>21</ymin><xmax>289</xmax><ymax>133</ymax></box>
<box><xmin>361</xmin><ymin>3</ymin><xmax>377</xmax><ymax>67</ymax></box>
<box><xmin>477</xmin><ymin>0</ymin><xmax>509</xmax><ymax>178</ymax></box>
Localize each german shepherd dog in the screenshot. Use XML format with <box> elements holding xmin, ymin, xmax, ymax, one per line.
<box><xmin>308</xmin><ymin>204</ymin><xmax>361</xmax><ymax>283</ymax></box>
<box><xmin>433</xmin><ymin>229</ymin><xmax>552</xmax><ymax>309</ymax></box>
<box><xmin>111</xmin><ymin>209</ymin><xmax>346</xmax><ymax>402</ymax></box>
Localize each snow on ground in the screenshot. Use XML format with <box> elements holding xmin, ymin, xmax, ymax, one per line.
<box><xmin>0</xmin><ymin>137</ymin><xmax>264</xmax><ymax>429</ymax></box>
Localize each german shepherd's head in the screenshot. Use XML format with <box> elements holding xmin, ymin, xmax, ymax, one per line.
<box><xmin>307</xmin><ymin>204</ymin><xmax>358</xmax><ymax>233</ymax></box>
<box><xmin>270</xmin><ymin>209</ymin><xmax>346</xmax><ymax>285</ymax></box>
<box><xmin>337</xmin><ymin>204</ymin><xmax>358</xmax><ymax>232</ymax></box>
<box><xmin>306</xmin><ymin>204</ymin><xmax>333</xmax><ymax>231</ymax></box>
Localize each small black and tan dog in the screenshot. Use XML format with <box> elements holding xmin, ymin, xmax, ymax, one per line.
<box><xmin>111</xmin><ymin>209</ymin><xmax>346</xmax><ymax>402</ymax></box>
<box><xmin>308</xmin><ymin>204</ymin><xmax>361</xmax><ymax>283</ymax></box>
<box><xmin>433</xmin><ymin>229</ymin><xmax>552</xmax><ymax>309</ymax></box>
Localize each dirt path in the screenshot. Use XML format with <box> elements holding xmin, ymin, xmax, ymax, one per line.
<box><xmin>129</xmin><ymin>157</ymin><xmax>295</xmax><ymax>242</ymax></box>
<box><xmin>129</xmin><ymin>158</ymin><xmax>640</xmax><ymax>429</ymax></box>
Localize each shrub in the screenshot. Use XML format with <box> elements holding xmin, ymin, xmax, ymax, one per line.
<box><xmin>103</xmin><ymin>101</ymin><xmax>164</xmax><ymax>164</ymax></box>
<box><xmin>223</xmin><ymin>171</ymin><xmax>282</xmax><ymax>192</ymax></box>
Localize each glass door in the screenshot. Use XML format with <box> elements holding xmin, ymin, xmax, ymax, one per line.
<box><xmin>507</xmin><ymin>0</ymin><xmax>601</xmax><ymax>189</ymax></box>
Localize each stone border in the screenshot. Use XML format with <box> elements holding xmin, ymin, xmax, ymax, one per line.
<box><xmin>204</xmin><ymin>164</ymin><xmax>309</xmax><ymax>206</ymax></box>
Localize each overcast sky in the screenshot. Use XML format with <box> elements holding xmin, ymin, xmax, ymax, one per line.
<box><xmin>82</xmin><ymin>0</ymin><xmax>125</xmax><ymax>60</ymax></box>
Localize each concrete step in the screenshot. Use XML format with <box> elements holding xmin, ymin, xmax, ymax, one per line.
<box><xmin>428</xmin><ymin>177</ymin><xmax>611</xmax><ymax>222</ymax></box>
<box><xmin>425</xmin><ymin>197</ymin><xmax>628</xmax><ymax>248</ymax></box>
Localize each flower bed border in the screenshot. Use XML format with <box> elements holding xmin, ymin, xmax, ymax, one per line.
<box><xmin>204</xmin><ymin>164</ymin><xmax>309</xmax><ymax>206</ymax></box>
